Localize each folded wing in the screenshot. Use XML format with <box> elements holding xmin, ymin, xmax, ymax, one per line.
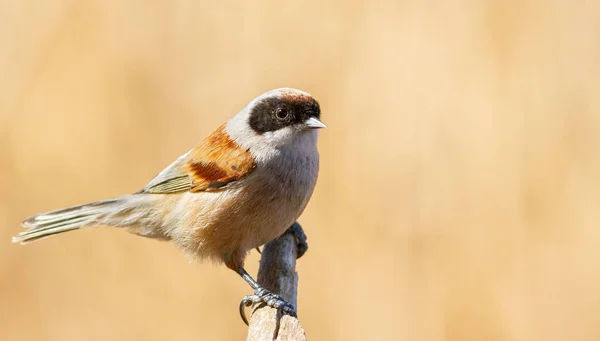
<box><xmin>139</xmin><ymin>125</ymin><xmax>256</xmax><ymax>194</ymax></box>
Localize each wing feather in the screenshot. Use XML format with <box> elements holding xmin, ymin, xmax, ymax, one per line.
<box><xmin>138</xmin><ymin>125</ymin><xmax>256</xmax><ymax>194</ymax></box>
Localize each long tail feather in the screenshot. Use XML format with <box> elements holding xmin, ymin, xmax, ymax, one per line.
<box><xmin>13</xmin><ymin>198</ymin><xmax>123</xmax><ymax>244</ymax></box>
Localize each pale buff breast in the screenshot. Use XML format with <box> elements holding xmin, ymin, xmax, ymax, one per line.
<box><xmin>167</xmin><ymin>141</ymin><xmax>319</xmax><ymax>266</ymax></box>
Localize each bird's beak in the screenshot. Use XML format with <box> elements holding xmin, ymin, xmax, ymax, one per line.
<box><xmin>303</xmin><ymin>117</ymin><xmax>327</xmax><ymax>129</ymax></box>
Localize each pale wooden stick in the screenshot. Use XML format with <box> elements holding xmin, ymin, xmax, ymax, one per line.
<box><xmin>246</xmin><ymin>224</ymin><xmax>307</xmax><ymax>341</ymax></box>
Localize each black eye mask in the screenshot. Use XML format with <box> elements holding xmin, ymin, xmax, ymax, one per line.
<box><xmin>249</xmin><ymin>97</ymin><xmax>321</xmax><ymax>134</ymax></box>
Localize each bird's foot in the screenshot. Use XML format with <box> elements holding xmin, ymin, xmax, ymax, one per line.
<box><xmin>287</xmin><ymin>222</ymin><xmax>308</xmax><ymax>259</ymax></box>
<box><xmin>239</xmin><ymin>288</ymin><xmax>297</xmax><ymax>325</ymax></box>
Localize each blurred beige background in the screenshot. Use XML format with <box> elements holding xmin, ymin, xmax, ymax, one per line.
<box><xmin>1</xmin><ymin>0</ymin><xmax>599</xmax><ymax>340</ymax></box>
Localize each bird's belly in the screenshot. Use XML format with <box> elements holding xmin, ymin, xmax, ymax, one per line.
<box><xmin>226</xmin><ymin>175</ymin><xmax>313</xmax><ymax>247</ymax></box>
<box><xmin>173</xmin><ymin>171</ymin><xmax>315</xmax><ymax>263</ymax></box>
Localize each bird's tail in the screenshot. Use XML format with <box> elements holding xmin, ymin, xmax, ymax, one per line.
<box><xmin>13</xmin><ymin>196</ymin><xmax>149</xmax><ymax>244</ymax></box>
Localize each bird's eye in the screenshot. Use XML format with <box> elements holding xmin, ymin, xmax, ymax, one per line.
<box><xmin>275</xmin><ymin>108</ymin><xmax>289</xmax><ymax>120</ymax></box>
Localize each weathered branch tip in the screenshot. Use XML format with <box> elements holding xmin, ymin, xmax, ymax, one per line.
<box><xmin>246</xmin><ymin>222</ymin><xmax>308</xmax><ymax>341</ymax></box>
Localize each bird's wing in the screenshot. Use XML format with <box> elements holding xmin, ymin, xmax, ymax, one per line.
<box><xmin>138</xmin><ymin>125</ymin><xmax>256</xmax><ymax>194</ymax></box>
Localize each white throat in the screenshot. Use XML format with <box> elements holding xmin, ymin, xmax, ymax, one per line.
<box><xmin>226</xmin><ymin>111</ymin><xmax>318</xmax><ymax>164</ymax></box>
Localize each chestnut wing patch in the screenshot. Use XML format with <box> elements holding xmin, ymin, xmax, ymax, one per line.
<box><xmin>185</xmin><ymin>146</ymin><xmax>255</xmax><ymax>192</ymax></box>
<box><xmin>139</xmin><ymin>125</ymin><xmax>256</xmax><ymax>194</ymax></box>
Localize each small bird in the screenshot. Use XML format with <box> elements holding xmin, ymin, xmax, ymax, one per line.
<box><xmin>13</xmin><ymin>87</ymin><xmax>325</xmax><ymax>323</ymax></box>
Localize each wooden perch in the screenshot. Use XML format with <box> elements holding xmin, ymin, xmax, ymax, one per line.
<box><xmin>246</xmin><ymin>223</ymin><xmax>307</xmax><ymax>341</ymax></box>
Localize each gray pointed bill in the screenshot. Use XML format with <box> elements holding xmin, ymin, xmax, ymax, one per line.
<box><xmin>303</xmin><ymin>117</ymin><xmax>327</xmax><ymax>129</ymax></box>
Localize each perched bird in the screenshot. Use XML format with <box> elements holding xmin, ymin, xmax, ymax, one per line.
<box><xmin>13</xmin><ymin>88</ymin><xmax>325</xmax><ymax>323</ymax></box>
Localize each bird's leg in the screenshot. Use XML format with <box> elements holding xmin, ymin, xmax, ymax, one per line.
<box><xmin>237</xmin><ymin>222</ymin><xmax>308</xmax><ymax>325</ymax></box>
<box><xmin>237</xmin><ymin>267</ymin><xmax>296</xmax><ymax>325</ymax></box>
